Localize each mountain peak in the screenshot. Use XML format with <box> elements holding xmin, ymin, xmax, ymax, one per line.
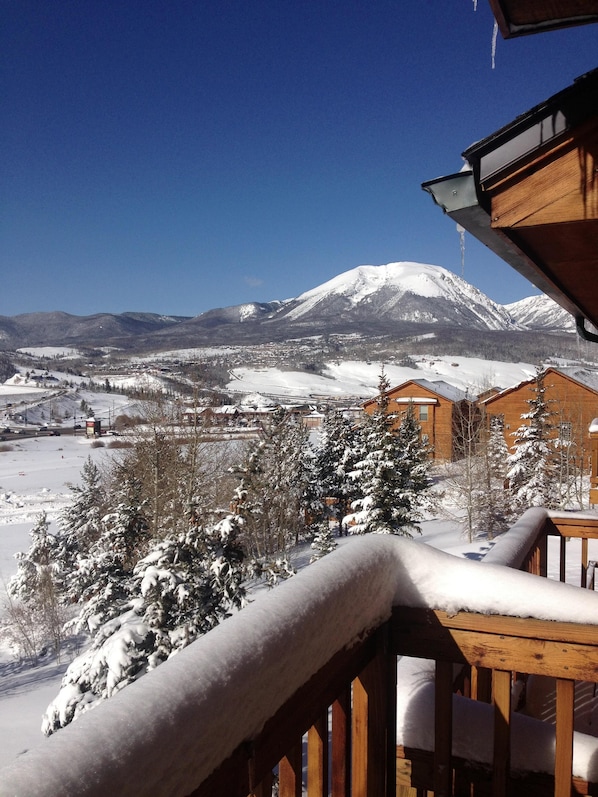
<box><xmin>281</xmin><ymin>261</ymin><xmax>516</xmax><ymax>331</ymax></box>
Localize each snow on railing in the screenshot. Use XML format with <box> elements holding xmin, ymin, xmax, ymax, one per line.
<box><xmin>397</xmin><ymin>657</ymin><xmax>598</xmax><ymax>783</ymax></box>
<box><xmin>3</xmin><ymin>533</ymin><xmax>598</xmax><ymax>796</ymax></box>
<box><xmin>481</xmin><ymin>506</ymin><xmax>549</xmax><ymax>568</ymax></box>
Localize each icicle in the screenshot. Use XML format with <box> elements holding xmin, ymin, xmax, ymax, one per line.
<box><xmin>456</xmin><ymin>223</ymin><xmax>465</xmax><ymax>278</ymax></box>
<box><xmin>491</xmin><ymin>19</ymin><xmax>499</xmax><ymax>69</ymax></box>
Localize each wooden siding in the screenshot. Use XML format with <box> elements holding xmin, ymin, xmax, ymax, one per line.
<box><xmin>488</xmin><ymin>121</ymin><xmax>598</xmax><ymax>228</ymax></box>
<box><xmin>364</xmin><ymin>381</ymin><xmax>458</xmax><ymax>461</ymax></box>
<box><xmin>483</xmin><ymin>369</ymin><xmax>598</xmax><ymax>454</ymax></box>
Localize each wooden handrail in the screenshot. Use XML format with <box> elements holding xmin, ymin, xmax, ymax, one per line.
<box><xmin>3</xmin><ymin>518</ymin><xmax>598</xmax><ymax>796</ymax></box>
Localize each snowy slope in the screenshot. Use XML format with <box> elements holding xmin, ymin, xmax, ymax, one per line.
<box><xmin>279</xmin><ymin>262</ymin><xmax>519</xmax><ymax>331</ymax></box>
<box><xmin>506</xmin><ymin>294</ymin><xmax>576</xmax><ymax>331</ymax></box>
<box><xmin>226</xmin><ymin>355</ymin><xmax>537</xmax><ymax>400</ymax></box>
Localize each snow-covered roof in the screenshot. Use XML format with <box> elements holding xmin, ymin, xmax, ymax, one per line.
<box><xmin>481</xmin><ymin>366</ymin><xmax>598</xmax><ymax>405</ymax></box>
<box><xmin>2</xmin><ymin>527</ymin><xmax>598</xmax><ymax>795</ymax></box>
<box><xmin>554</xmin><ymin>366</ymin><xmax>598</xmax><ymax>394</ymax></box>
<box><xmin>407</xmin><ymin>379</ymin><xmax>468</xmax><ymax>402</ymax></box>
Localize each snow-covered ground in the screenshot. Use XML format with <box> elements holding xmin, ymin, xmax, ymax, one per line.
<box><xmin>2</xmin><ymin>431</ymin><xmax>596</xmax><ymax>768</ymax></box>
<box><xmin>226</xmin><ymin>355</ymin><xmax>538</xmax><ymax>399</ymax></box>
<box><xmin>1</xmin><ymin>354</ymin><xmax>598</xmax><ymax>771</ymax></box>
<box><xmin>0</xmin><ymin>435</ymin><xmax>113</xmax><ymax>766</ymax></box>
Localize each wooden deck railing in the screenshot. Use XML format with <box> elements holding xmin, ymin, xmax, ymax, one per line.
<box><xmin>2</xmin><ymin>511</ymin><xmax>598</xmax><ymax>797</ymax></box>
<box><xmin>200</xmin><ymin>509</ymin><xmax>598</xmax><ymax>797</ymax></box>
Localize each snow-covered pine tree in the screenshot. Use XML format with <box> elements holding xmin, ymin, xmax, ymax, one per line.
<box><xmin>5</xmin><ymin>512</ymin><xmax>67</xmax><ymax>659</ymax></box>
<box><xmin>477</xmin><ymin>415</ymin><xmax>512</xmax><ymax>536</ymax></box>
<box><xmin>42</xmin><ymin>514</ymin><xmax>245</xmax><ymax>735</ymax></box>
<box><xmin>394</xmin><ymin>400</ymin><xmax>433</xmax><ymax>522</ymax></box>
<box><xmin>507</xmin><ymin>367</ymin><xmax>559</xmax><ymax>510</ymax></box>
<box><xmin>64</xmin><ymin>477</ymin><xmax>151</xmax><ymax>638</ymax></box>
<box><xmin>345</xmin><ymin>370</ymin><xmax>422</xmax><ymax>536</ymax></box>
<box><xmin>234</xmin><ymin>407</ymin><xmax>312</xmax><ymax>563</ymax></box>
<box><xmin>314</xmin><ymin>408</ymin><xmax>360</xmax><ymax>535</ymax></box>
<box><xmin>310</xmin><ymin>519</ymin><xmax>337</xmax><ymax>562</ymax></box>
<box><xmin>56</xmin><ymin>456</ymin><xmax>105</xmax><ymax>581</ymax></box>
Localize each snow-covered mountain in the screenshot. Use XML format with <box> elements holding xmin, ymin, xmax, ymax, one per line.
<box><xmin>278</xmin><ymin>262</ymin><xmax>517</xmax><ymax>331</ymax></box>
<box><xmin>505</xmin><ymin>295</ymin><xmax>576</xmax><ymax>332</ymax></box>
<box><xmin>0</xmin><ymin>262</ymin><xmax>575</xmax><ymax>350</ymax></box>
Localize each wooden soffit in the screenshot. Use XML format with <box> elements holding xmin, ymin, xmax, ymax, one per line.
<box><xmin>489</xmin><ymin>0</ymin><xmax>598</xmax><ymax>37</ymax></box>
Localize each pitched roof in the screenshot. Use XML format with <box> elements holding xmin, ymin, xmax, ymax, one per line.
<box><xmin>480</xmin><ymin>367</ymin><xmax>598</xmax><ymax>406</ymax></box>
<box><xmin>408</xmin><ymin>379</ymin><xmax>469</xmax><ymax>402</ymax></box>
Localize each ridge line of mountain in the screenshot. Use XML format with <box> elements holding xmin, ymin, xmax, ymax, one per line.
<box><xmin>0</xmin><ymin>262</ymin><xmax>573</xmax><ymax>352</ymax></box>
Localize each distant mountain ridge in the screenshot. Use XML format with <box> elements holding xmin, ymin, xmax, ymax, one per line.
<box><xmin>505</xmin><ymin>295</ymin><xmax>576</xmax><ymax>332</ymax></box>
<box><xmin>0</xmin><ymin>262</ymin><xmax>573</xmax><ymax>351</ymax></box>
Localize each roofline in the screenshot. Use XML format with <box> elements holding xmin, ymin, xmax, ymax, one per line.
<box><xmin>488</xmin><ymin>0</ymin><xmax>598</xmax><ymax>38</ymax></box>
<box><xmin>421</xmin><ymin>170</ymin><xmax>596</xmax><ymax>327</ymax></box>
<box><xmin>481</xmin><ymin>367</ymin><xmax>598</xmax><ymax>406</ymax></box>
<box><xmin>363</xmin><ymin>379</ymin><xmax>468</xmax><ymax>408</ymax></box>
<box><xmin>463</xmin><ymin>69</ymin><xmax>598</xmax><ymax>186</ymax></box>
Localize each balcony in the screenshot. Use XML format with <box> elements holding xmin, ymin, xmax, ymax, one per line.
<box><xmin>2</xmin><ymin>504</ymin><xmax>598</xmax><ymax>797</ymax></box>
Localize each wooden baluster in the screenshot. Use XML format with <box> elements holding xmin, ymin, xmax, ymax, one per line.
<box><xmin>308</xmin><ymin>712</ymin><xmax>329</xmax><ymax>797</ymax></box>
<box><xmin>581</xmin><ymin>537</ymin><xmax>588</xmax><ymax>588</ymax></box>
<box><xmin>538</xmin><ymin>532</ymin><xmax>548</xmax><ymax>578</ymax></box>
<box><xmin>332</xmin><ymin>689</ymin><xmax>351</xmax><ymax>797</ymax></box>
<box><xmin>560</xmin><ymin>536</ymin><xmax>567</xmax><ymax>583</ymax></box>
<box><xmin>352</xmin><ymin>634</ymin><xmax>395</xmax><ymax>797</ymax></box>
<box><xmin>492</xmin><ymin>669</ymin><xmax>511</xmax><ymax>797</ymax></box>
<box><xmin>554</xmin><ymin>678</ymin><xmax>575</xmax><ymax>797</ymax></box>
<box><xmin>279</xmin><ymin>740</ymin><xmax>303</xmax><ymax>797</ymax></box>
<box><xmin>433</xmin><ymin>660</ymin><xmax>453</xmax><ymax>797</ymax></box>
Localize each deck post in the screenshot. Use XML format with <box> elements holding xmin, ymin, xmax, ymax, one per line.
<box><xmin>352</xmin><ymin>629</ymin><xmax>396</xmax><ymax>797</ymax></box>
<box><xmin>554</xmin><ymin>678</ymin><xmax>575</xmax><ymax>797</ymax></box>
<box><xmin>279</xmin><ymin>740</ymin><xmax>303</xmax><ymax>797</ymax></box>
<box><xmin>492</xmin><ymin>669</ymin><xmax>511</xmax><ymax>797</ymax></box>
<box><xmin>332</xmin><ymin>688</ymin><xmax>352</xmax><ymax>797</ymax></box>
<box><xmin>433</xmin><ymin>660</ymin><xmax>453</xmax><ymax>797</ymax></box>
<box><xmin>308</xmin><ymin>712</ymin><xmax>329</xmax><ymax>797</ymax></box>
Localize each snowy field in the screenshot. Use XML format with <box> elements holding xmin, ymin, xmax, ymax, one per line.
<box><xmin>225</xmin><ymin>355</ymin><xmax>539</xmax><ymax>399</ymax></box>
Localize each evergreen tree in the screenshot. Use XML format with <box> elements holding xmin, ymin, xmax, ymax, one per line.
<box><xmin>507</xmin><ymin>368</ymin><xmax>559</xmax><ymax>510</ymax></box>
<box><xmin>478</xmin><ymin>416</ymin><xmax>512</xmax><ymax>536</ymax></box>
<box><xmin>314</xmin><ymin>409</ymin><xmax>360</xmax><ymax>535</ymax></box>
<box><xmin>346</xmin><ymin>371</ymin><xmax>427</xmax><ymax>536</ymax></box>
<box><xmin>42</xmin><ymin>514</ymin><xmax>245</xmax><ymax>735</ymax></box>
<box><xmin>394</xmin><ymin>401</ymin><xmax>433</xmax><ymax>520</ymax></box>
<box><xmin>56</xmin><ymin>457</ymin><xmax>105</xmax><ymax>579</ymax></box>
<box><xmin>65</xmin><ymin>480</ymin><xmax>151</xmax><ymax>637</ymax></box>
<box><xmin>310</xmin><ymin>519</ymin><xmax>337</xmax><ymax>562</ymax></box>
<box><xmin>234</xmin><ymin>408</ymin><xmax>312</xmax><ymax>561</ymax></box>
<box><xmin>6</xmin><ymin>512</ymin><xmax>67</xmax><ymax>659</ymax></box>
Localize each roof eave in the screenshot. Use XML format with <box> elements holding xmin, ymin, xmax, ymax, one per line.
<box><xmin>421</xmin><ymin>171</ymin><xmax>588</xmax><ymax>327</ymax></box>
<box><xmin>488</xmin><ymin>0</ymin><xmax>598</xmax><ymax>38</ymax></box>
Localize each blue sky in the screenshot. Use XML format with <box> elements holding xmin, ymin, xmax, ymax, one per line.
<box><xmin>3</xmin><ymin>2</ymin><xmax>597</xmax><ymax>318</ymax></box>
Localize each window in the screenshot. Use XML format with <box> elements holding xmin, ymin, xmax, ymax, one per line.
<box><xmin>559</xmin><ymin>421</ymin><xmax>572</xmax><ymax>442</ymax></box>
<box><xmin>419</xmin><ymin>405</ymin><xmax>429</xmax><ymax>422</ymax></box>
